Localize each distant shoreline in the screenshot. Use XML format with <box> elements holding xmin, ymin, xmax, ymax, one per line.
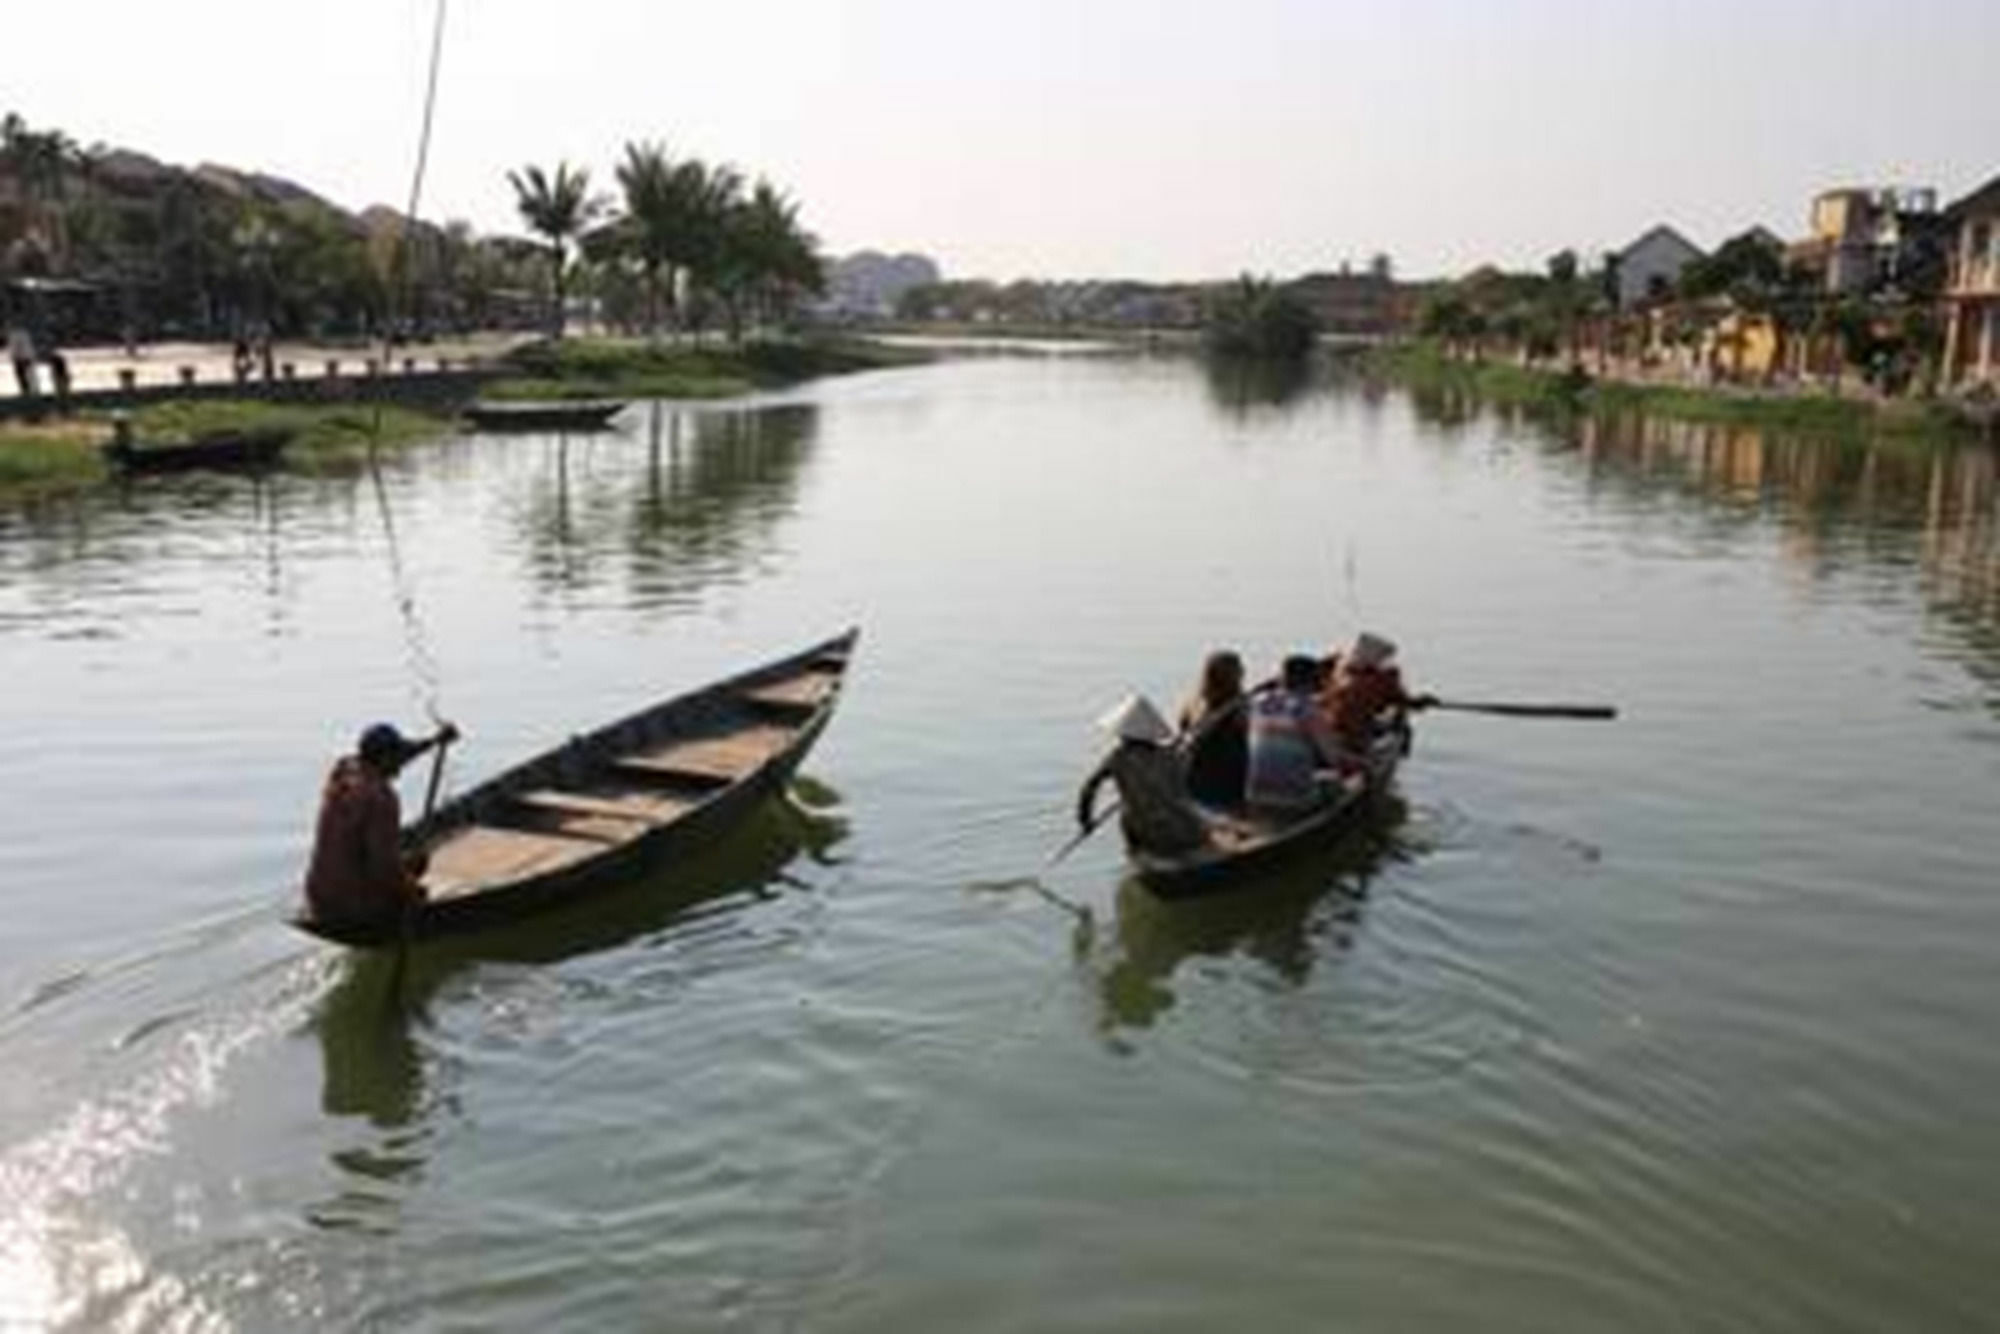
<box><xmin>1368</xmin><ymin>342</ymin><xmax>1998</xmax><ymax>444</ymax></box>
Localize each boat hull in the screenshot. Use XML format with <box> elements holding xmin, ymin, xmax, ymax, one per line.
<box><xmin>1131</xmin><ymin>729</ymin><xmax>1406</xmax><ymax>900</ymax></box>
<box><xmin>462</xmin><ymin>400</ymin><xmax>627</xmax><ymax>431</ymax></box>
<box><xmin>293</xmin><ymin>628</ymin><xmax>857</xmax><ymax>948</ymax></box>
<box><xmin>104</xmin><ymin>430</ymin><xmax>289</xmax><ymax>473</ymax></box>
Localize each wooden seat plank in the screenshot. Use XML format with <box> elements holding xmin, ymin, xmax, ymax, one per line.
<box><xmin>626</xmin><ymin>724</ymin><xmax>794</xmax><ymax>780</ymax></box>
<box><xmin>740</xmin><ymin>671</ymin><xmax>838</xmax><ymax>710</ymax></box>
<box><xmin>422</xmin><ymin>824</ymin><xmax>603</xmax><ymax>900</ymax></box>
<box><xmin>514</xmin><ymin>788</ymin><xmax>687</xmax><ymax>825</ymax></box>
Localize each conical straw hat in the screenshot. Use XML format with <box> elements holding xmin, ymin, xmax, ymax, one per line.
<box><xmin>1349</xmin><ymin>632</ymin><xmax>1397</xmax><ymax>669</ymax></box>
<box><xmin>1096</xmin><ymin>693</ymin><xmax>1173</xmax><ymax>744</ymax></box>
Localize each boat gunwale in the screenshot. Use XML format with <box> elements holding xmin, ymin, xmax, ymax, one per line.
<box><xmin>292</xmin><ymin>626</ymin><xmax>858</xmax><ymax>947</ymax></box>
<box><xmin>1132</xmin><ymin>730</ymin><xmax>1406</xmax><ymax>899</ymax></box>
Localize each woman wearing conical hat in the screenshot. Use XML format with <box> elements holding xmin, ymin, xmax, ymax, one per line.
<box><xmin>1322</xmin><ymin>632</ymin><xmax>1434</xmax><ymax>750</ymax></box>
<box><xmin>1076</xmin><ymin>694</ymin><xmax>1212</xmax><ymax>856</ymax></box>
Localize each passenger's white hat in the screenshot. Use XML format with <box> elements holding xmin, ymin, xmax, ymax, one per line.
<box><xmin>1349</xmin><ymin>632</ymin><xmax>1397</xmax><ymax>668</ymax></box>
<box><xmin>1097</xmin><ymin>693</ymin><xmax>1174</xmax><ymax>744</ymax></box>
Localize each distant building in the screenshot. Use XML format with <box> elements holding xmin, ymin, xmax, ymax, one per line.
<box><xmin>818</xmin><ymin>251</ymin><xmax>942</xmax><ymax>320</ymax></box>
<box><xmin>1941</xmin><ymin>174</ymin><xmax>2000</xmax><ymax>390</ymax></box>
<box><xmin>1806</xmin><ymin>186</ymin><xmax>1940</xmax><ymax>295</ymax></box>
<box><xmin>1612</xmin><ymin>225</ymin><xmax>1705</xmax><ymax>309</ymax></box>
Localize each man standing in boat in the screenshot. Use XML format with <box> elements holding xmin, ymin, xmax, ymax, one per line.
<box><xmin>303</xmin><ymin>721</ymin><xmax>458</xmax><ymax>929</ymax></box>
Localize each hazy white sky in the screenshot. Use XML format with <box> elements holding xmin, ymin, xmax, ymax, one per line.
<box><xmin>8</xmin><ymin>0</ymin><xmax>1997</xmax><ymax>280</ymax></box>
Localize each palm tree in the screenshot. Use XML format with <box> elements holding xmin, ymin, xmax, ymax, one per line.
<box><xmin>713</xmin><ymin>179</ymin><xmax>822</xmax><ymax>340</ymax></box>
<box><xmin>507</xmin><ymin>161</ymin><xmax>600</xmax><ymax>337</ymax></box>
<box><xmin>613</xmin><ymin>141</ymin><xmax>687</xmax><ymax>337</ymax></box>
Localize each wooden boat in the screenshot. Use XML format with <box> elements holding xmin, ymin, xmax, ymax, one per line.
<box><xmin>103</xmin><ymin>427</ymin><xmax>289</xmax><ymax>473</ymax></box>
<box><xmin>462</xmin><ymin>399</ymin><xmax>627</xmax><ymax>431</ymax></box>
<box><xmin>1131</xmin><ymin>724</ymin><xmax>1407</xmax><ymax>900</ymax></box>
<box><xmin>293</xmin><ymin>627</ymin><xmax>859</xmax><ymax>947</ymax></box>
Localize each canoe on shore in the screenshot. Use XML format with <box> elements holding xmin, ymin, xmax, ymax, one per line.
<box><xmin>293</xmin><ymin>627</ymin><xmax>859</xmax><ymax>948</ymax></box>
<box><xmin>462</xmin><ymin>399</ymin><xmax>627</xmax><ymax>431</ymax></box>
<box><xmin>103</xmin><ymin>427</ymin><xmax>290</xmax><ymax>473</ymax></box>
<box><xmin>1131</xmin><ymin>725</ymin><xmax>1407</xmax><ymax>900</ymax></box>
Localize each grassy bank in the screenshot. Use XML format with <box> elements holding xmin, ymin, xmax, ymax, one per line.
<box><xmin>487</xmin><ymin>335</ymin><xmax>931</xmax><ymax>402</ymax></box>
<box><xmin>0</xmin><ymin>419</ymin><xmax>108</xmax><ymax>491</ymax></box>
<box><xmin>1371</xmin><ymin>342</ymin><xmax>1985</xmax><ymax>442</ymax></box>
<box><xmin>0</xmin><ymin>399</ymin><xmax>454</xmax><ymax>494</ymax></box>
<box><xmin>130</xmin><ymin>400</ymin><xmax>451</xmax><ymax>464</ymax></box>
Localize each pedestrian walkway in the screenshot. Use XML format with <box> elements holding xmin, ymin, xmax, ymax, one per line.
<box><xmin>1</xmin><ymin>332</ymin><xmax>533</xmax><ymax>400</ymax></box>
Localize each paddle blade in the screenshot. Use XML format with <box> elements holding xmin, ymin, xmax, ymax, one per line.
<box><xmin>1433</xmin><ymin>700</ymin><xmax>1618</xmax><ymax>720</ymax></box>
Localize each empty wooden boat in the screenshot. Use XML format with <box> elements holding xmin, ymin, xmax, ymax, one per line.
<box><xmin>103</xmin><ymin>426</ymin><xmax>290</xmax><ymax>472</ymax></box>
<box><xmin>462</xmin><ymin>399</ymin><xmax>627</xmax><ymax>431</ymax></box>
<box><xmin>293</xmin><ymin>627</ymin><xmax>858</xmax><ymax>947</ymax></box>
<box><xmin>1131</xmin><ymin>725</ymin><xmax>1406</xmax><ymax>900</ymax></box>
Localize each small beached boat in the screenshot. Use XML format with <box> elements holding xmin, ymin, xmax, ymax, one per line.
<box><xmin>293</xmin><ymin>627</ymin><xmax>859</xmax><ymax>947</ymax></box>
<box><xmin>462</xmin><ymin>399</ymin><xmax>627</xmax><ymax>431</ymax></box>
<box><xmin>103</xmin><ymin>427</ymin><xmax>290</xmax><ymax>473</ymax></box>
<box><xmin>1131</xmin><ymin>725</ymin><xmax>1407</xmax><ymax>900</ymax></box>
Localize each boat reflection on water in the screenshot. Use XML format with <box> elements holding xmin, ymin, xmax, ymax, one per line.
<box><xmin>1090</xmin><ymin>796</ymin><xmax>1411</xmax><ymax>1041</ymax></box>
<box><xmin>308</xmin><ymin>783</ymin><xmax>849</xmax><ymax>1136</ymax></box>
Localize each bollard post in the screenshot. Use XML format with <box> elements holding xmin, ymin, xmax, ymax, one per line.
<box><xmin>281</xmin><ymin>362</ymin><xmax>297</xmax><ymax>380</ymax></box>
<box><xmin>117</xmin><ymin>368</ymin><xmax>137</xmax><ymax>392</ymax></box>
<box><xmin>324</xmin><ymin>359</ymin><xmax>340</xmax><ymax>379</ymax></box>
<box><xmin>178</xmin><ymin>365</ymin><xmax>196</xmax><ymax>385</ymax></box>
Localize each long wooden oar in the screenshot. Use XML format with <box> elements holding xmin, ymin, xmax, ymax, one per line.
<box><xmin>1429</xmin><ymin>700</ymin><xmax>1618</xmax><ymax>720</ymax></box>
<box><xmin>1047</xmin><ymin>800</ymin><xmax>1120</xmax><ymax>868</ymax></box>
<box><xmin>388</xmin><ymin>731</ymin><xmax>455</xmax><ymax>1011</ymax></box>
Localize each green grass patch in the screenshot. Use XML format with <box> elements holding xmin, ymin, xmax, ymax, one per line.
<box><xmin>0</xmin><ymin>420</ymin><xmax>108</xmax><ymax>491</ymax></box>
<box><xmin>128</xmin><ymin>399</ymin><xmax>450</xmax><ymax>464</ymax></box>
<box><xmin>494</xmin><ymin>335</ymin><xmax>928</xmax><ymax>402</ymax></box>
<box><xmin>1372</xmin><ymin>341</ymin><xmax>1984</xmax><ymax>442</ymax></box>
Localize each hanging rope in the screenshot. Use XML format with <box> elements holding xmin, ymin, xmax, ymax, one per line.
<box><xmin>364</xmin><ymin>0</ymin><xmax>451</xmax><ymax>723</ymax></box>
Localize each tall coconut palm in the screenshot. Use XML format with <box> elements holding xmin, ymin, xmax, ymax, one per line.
<box><xmin>613</xmin><ymin>141</ymin><xmax>687</xmax><ymax>337</ymax></box>
<box><xmin>507</xmin><ymin>161</ymin><xmax>600</xmax><ymax>337</ymax></box>
<box><xmin>714</xmin><ymin>179</ymin><xmax>822</xmax><ymax>340</ymax></box>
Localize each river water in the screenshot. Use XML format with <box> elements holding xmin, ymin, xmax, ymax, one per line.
<box><xmin>2</xmin><ymin>351</ymin><xmax>1997</xmax><ymax>1331</ymax></box>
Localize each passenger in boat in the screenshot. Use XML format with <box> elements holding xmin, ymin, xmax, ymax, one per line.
<box><xmin>1177</xmin><ymin>649</ymin><xmax>1249</xmax><ymax>810</ymax></box>
<box><xmin>1078</xmin><ymin>694</ymin><xmax>1212</xmax><ymax>856</ymax></box>
<box><xmin>302</xmin><ymin>720</ymin><xmax>459</xmax><ymax>928</ymax></box>
<box><xmin>1322</xmin><ymin>632</ymin><xmax>1435</xmax><ymax>750</ymax></box>
<box><xmin>1246</xmin><ymin>654</ymin><xmax>1351</xmax><ymax>814</ymax></box>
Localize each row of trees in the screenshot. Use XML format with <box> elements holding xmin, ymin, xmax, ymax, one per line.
<box><xmin>3</xmin><ymin>112</ymin><xmax>826</xmax><ymax>346</ymax></box>
<box><xmin>1417</xmin><ymin>234</ymin><xmax>1948</xmax><ymax>394</ymax></box>
<box><xmin>507</xmin><ymin>142</ymin><xmax>824</xmax><ymax>341</ymax></box>
<box><xmin>3</xmin><ymin>109</ymin><xmax>552</xmax><ymax>341</ymax></box>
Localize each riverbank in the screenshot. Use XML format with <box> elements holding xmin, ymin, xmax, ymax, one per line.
<box><xmin>485</xmin><ymin>335</ymin><xmax>932</xmax><ymax>401</ymax></box>
<box><xmin>0</xmin><ymin>401</ymin><xmax>456</xmax><ymax>493</ymax></box>
<box><xmin>0</xmin><ymin>336</ymin><xmax>929</xmax><ymax>496</ymax></box>
<box><xmin>1370</xmin><ymin>342</ymin><xmax>1994</xmax><ymax>442</ymax></box>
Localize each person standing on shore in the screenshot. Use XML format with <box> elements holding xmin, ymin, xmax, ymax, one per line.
<box><xmin>8</xmin><ymin>322</ymin><xmax>39</xmax><ymax>400</ymax></box>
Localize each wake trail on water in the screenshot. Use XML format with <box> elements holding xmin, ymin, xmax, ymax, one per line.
<box><xmin>0</xmin><ymin>908</ymin><xmax>343</xmax><ymax>1329</ymax></box>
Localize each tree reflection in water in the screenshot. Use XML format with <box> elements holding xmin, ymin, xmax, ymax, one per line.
<box><xmin>516</xmin><ymin>399</ymin><xmax>819</xmax><ymax>611</ymax></box>
<box><xmin>1201</xmin><ymin>353</ymin><xmax>1318</xmax><ymax>420</ymax></box>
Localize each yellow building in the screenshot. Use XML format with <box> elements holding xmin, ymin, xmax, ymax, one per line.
<box><xmin>1942</xmin><ymin>174</ymin><xmax>2000</xmax><ymax>391</ymax></box>
<box><xmin>1703</xmin><ymin>309</ymin><xmax>1782</xmax><ymax>382</ymax></box>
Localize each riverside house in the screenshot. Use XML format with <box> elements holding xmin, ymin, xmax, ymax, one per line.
<box><xmin>1941</xmin><ymin>175</ymin><xmax>2000</xmax><ymax>390</ymax></box>
<box><xmin>1612</xmin><ymin>225</ymin><xmax>1704</xmax><ymax>310</ymax></box>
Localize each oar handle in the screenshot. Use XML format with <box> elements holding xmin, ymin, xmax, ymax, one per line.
<box><xmin>1048</xmin><ymin>799</ymin><xmax>1120</xmax><ymax>868</ymax></box>
<box><xmin>1431</xmin><ymin>700</ymin><xmax>1618</xmax><ymax>720</ymax></box>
